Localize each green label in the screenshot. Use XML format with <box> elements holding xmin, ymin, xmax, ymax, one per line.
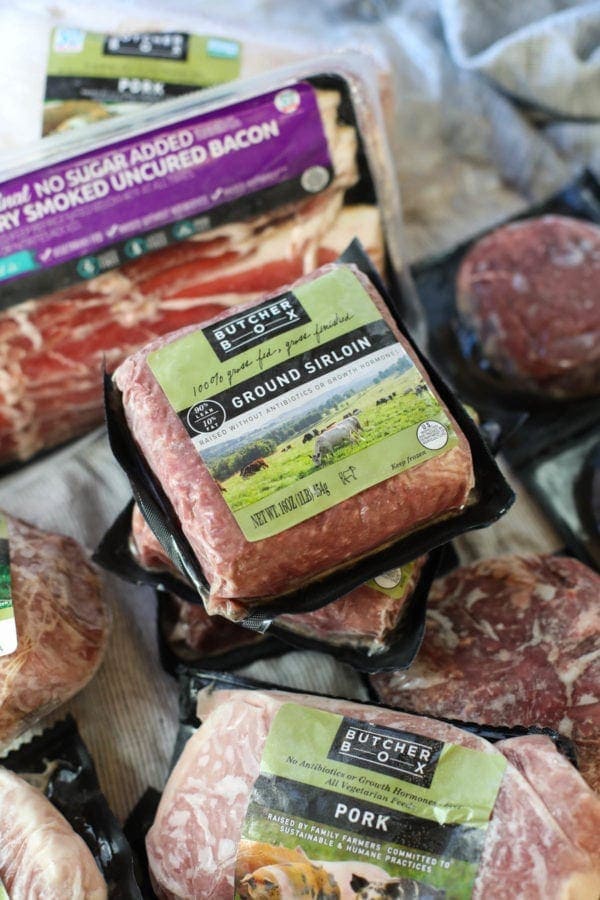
<box><xmin>0</xmin><ymin>513</ymin><xmax>16</xmax><ymax>656</ymax></box>
<box><xmin>44</xmin><ymin>28</ymin><xmax>241</xmax><ymax>135</ymax></box>
<box><xmin>366</xmin><ymin>560</ymin><xmax>416</xmax><ymax>600</ymax></box>
<box><xmin>148</xmin><ymin>267</ymin><xmax>458</xmax><ymax>541</ymax></box>
<box><xmin>0</xmin><ymin>876</ymin><xmax>8</xmax><ymax>900</ymax></box>
<box><xmin>235</xmin><ymin>704</ymin><xmax>506</xmax><ymax>899</ymax></box>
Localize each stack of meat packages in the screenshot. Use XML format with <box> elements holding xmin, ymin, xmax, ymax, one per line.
<box><xmin>127</xmin><ymin>205</ymin><xmax>600</xmax><ymax>900</ymax></box>
<box><xmin>1</xmin><ymin>40</ymin><xmax>599</xmax><ymax>899</ymax></box>
<box><xmin>0</xmin><ymin>84</ymin><xmax>384</xmax><ymax>465</ymax></box>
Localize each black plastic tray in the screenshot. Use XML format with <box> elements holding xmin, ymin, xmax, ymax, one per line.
<box><xmin>104</xmin><ymin>241</ymin><xmax>514</xmax><ymax>626</ymax></box>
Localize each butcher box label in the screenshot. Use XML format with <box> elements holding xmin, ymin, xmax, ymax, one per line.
<box><xmin>148</xmin><ymin>267</ymin><xmax>459</xmax><ymax>541</ymax></box>
<box><xmin>0</xmin><ymin>513</ymin><xmax>16</xmax><ymax>658</ymax></box>
<box><xmin>235</xmin><ymin>703</ymin><xmax>506</xmax><ymax>899</ymax></box>
<box><xmin>203</xmin><ymin>292</ymin><xmax>312</xmax><ymax>362</ymax></box>
<box><xmin>0</xmin><ymin>80</ymin><xmax>332</xmax><ymax>307</ymax></box>
<box><xmin>44</xmin><ymin>28</ymin><xmax>242</xmax><ymax>136</ymax></box>
<box><xmin>328</xmin><ymin>718</ymin><xmax>443</xmax><ymax>788</ymax></box>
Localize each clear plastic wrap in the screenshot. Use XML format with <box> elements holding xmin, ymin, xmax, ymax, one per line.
<box><xmin>0</xmin><ymin>52</ymin><xmax>414</xmax><ymax>467</ymax></box>
<box><xmin>146</xmin><ymin>672</ymin><xmax>599</xmax><ymax>900</ymax></box>
<box><xmin>105</xmin><ymin>247</ymin><xmax>513</xmax><ymax>623</ymax></box>
<box><xmin>0</xmin><ymin>512</ymin><xmax>110</xmax><ymax>749</ymax></box>
<box><xmin>370</xmin><ymin>554</ymin><xmax>600</xmax><ymax>795</ymax></box>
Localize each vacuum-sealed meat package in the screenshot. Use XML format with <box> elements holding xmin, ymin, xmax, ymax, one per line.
<box><xmin>371</xmin><ymin>555</ymin><xmax>600</xmax><ymax>793</ymax></box>
<box><xmin>0</xmin><ymin>715</ymin><xmax>142</xmax><ymax>899</ymax></box>
<box><xmin>96</xmin><ymin>500</ymin><xmax>444</xmax><ymax>672</ymax></box>
<box><xmin>111</xmin><ymin>257</ymin><xmax>491</xmax><ymax>621</ymax></box>
<box><xmin>130</xmin><ymin>498</ymin><xmax>430</xmax><ymax>656</ymax></box>
<box><xmin>409</xmin><ymin>172</ymin><xmax>600</xmax><ymax>570</ymax></box>
<box><xmin>146</xmin><ymin>680</ymin><xmax>600</xmax><ymax>899</ymax></box>
<box><xmin>456</xmin><ymin>215</ymin><xmax>600</xmax><ymax>399</ymax></box>
<box><xmin>0</xmin><ymin>511</ymin><xmax>109</xmax><ymax>747</ymax></box>
<box><xmin>0</xmin><ymin>764</ymin><xmax>107</xmax><ymax>899</ymax></box>
<box><xmin>0</xmin><ymin>56</ymin><xmax>401</xmax><ymax>466</ymax></box>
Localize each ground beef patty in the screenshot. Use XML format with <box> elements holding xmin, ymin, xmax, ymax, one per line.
<box><xmin>456</xmin><ymin>215</ymin><xmax>600</xmax><ymax>398</ymax></box>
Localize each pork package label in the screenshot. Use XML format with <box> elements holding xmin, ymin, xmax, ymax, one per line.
<box><xmin>0</xmin><ymin>81</ymin><xmax>332</xmax><ymax>305</ymax></box>
<box><xmin>235</xmin><ymin>703</ymin><xmax>506</xmax><ymax>899</ymax></box>
<box><xmin>148</xmin><ymin>267</ymin><xmax>459</xmax><ymax>541</ymax></box>
<box><xmin>0</xmin><ymin>876</ymin><xmax>7</xmax><ymax>900</ymax></box>
<box><xmin>0</xmin><ymin>514</ymin><xmax>15</xmax><ymax>658</ymax></box>
<box><xmin>44</xmin><ymin>28</ymin><xmax>242</xmax><ymax>136</ymax></box>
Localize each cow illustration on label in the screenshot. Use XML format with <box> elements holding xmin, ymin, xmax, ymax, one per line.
<box><xmin>312</xmin><ymin>416</ymin><xmax>363</xmax><ymax>467</ymax></box>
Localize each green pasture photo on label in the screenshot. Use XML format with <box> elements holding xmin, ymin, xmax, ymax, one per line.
<box><xmin>208</xmin><ymin>364</ymin><xmax>447</xmax><ymax>513</ymax></box>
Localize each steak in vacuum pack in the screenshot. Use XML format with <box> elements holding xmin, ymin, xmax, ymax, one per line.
<box><xmin>0</xmin><ymin>511</ymin><xmax>109</xmax><ymax>747</ymax></box>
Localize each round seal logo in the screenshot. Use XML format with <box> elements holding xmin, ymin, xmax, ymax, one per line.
<box><xmin>417</xmin><ymin>420</ymin><xmax>448</xmax><ymax>450</ymax></box>
<box><xmin>274</xmin><ymin>88</ymin><xmax>301</xmax><ymax>114</ymax></box>
<box><xmin>187</xmin><ymin>400</ymin><xmax>225</xmax><ymax>435</ymax></box>
<box><xmin>374</xmin><ymin>567</ymin><xmax>403</xmax><ymax>590</ymax></box>
<box><xmin>301</xmin><ymin>165</ymin><xmax>330</xmax><ymax>193</ymax></box>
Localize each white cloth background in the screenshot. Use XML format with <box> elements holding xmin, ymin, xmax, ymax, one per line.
<box><xmin>0</xmin><ymin>0</ymin><xmax>595</xmax><ymax>821</ymax></box>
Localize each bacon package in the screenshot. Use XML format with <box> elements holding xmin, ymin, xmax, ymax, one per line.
<box><xmin>107</xmin><ymin>247</ymin><xmax>513</xmax><ymax>623</ymax></box>
<box><xmin>0</xmin><ymin>56</ymin><xmax>403</xmax><ymax>466</ymax></box>
<box><xmin>0</xmin><ymin>511</ymin><xmax>109</xmax><ymax>747</ymax></box>
<box><xmin>371</xmin><ymin>554</ymin><xmax>600</xmax><ymax>794</ymax></box>
<box><xmin>146</xmin><ymin>674</ymin><xmax>600</xmax><ymax>900</ymax></box>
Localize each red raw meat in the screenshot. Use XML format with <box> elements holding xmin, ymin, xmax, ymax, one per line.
<box><xmin>277</xmin><ymin>558</ymin><xmax>426</xmax><ymax>652</ymax></box>
<box><xmin>132</xmin><ymin>505</ymin><xmax>425</xmax><ymax>656</ymax></box>
<box><xmin>164</xmin><ymin>595</ymin><xmax>264</xmax><ymax>660</ymax></box>
<box><xmin>0</xmin><ymin>766</ymin><xmax>106</xmax><ymax>899</ymax></box>
<box><xmin>0</xmin><ymin>513</ymin><xmax>109</xmax><ymax>746</ymax></box>
<box><xmin>0</xmin><ymin>85</ymin><xmax>387</xmax><ymax>465</ymax></box>
<box><xmin>456</xmin><ymin>215</ymin><xmax>600</xmax><ymax>398</ymax></box>
<box><xmin>371</xmin><ymin>555</ymin><xmax>600</xmax><ymax>792</ymax></box>
<box><xmin>116</xmin><ymin>263</ymin><xmax>474</xmax><ymax>620</ymax></box>
<box><xmin>146</xmin><ymin>687</ymin><xmax>600</xmax><ymax>899</ymax></box>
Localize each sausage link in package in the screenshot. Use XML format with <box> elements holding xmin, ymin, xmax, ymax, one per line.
<box><xmin>0</xmin><ymin>53</ymin><xmax>411</xmax><ymax>468</ymax></box>
<box><xmin>104</xmin><ymin>242</ymin><xmax>514</xmax><ymax>626</ymax></box>
<box><xmin>141</xmin><ymin>670</ymin><xmax>598</xmax><ymax>900</ymax></box>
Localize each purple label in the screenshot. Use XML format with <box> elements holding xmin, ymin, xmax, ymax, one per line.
<box><xmin>0</xmin><ymin>82</ymin><xmax>331</xmax><ymax>288</ymax></box>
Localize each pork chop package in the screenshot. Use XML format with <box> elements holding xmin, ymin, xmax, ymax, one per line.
<box><xmin>105</xmin><ymin>242</ymin><xmax>514</xmax><ymax>625</ymax></box>
<box><xmin>144</xmin><ymin>669</ymin><xmax>597</xmax><ymax>900</ymax></box>
<box><xmin>0</xmin><ymin>52</ymin><xmax>407</xmax><ymax>468</ymax></box>
<box><xmin>0</xmin><ymin>715</ymin><xmax>142</xmax><ymax>899</ymax></box>
<box><xmin>0</xmin><ymin>509</ymin><xmax>110</xmax><ymax>749</ymax></box>
<box><xmin>409</xmin><ymin>171</ymin><xmax>600</xmax><ymax>566</ymax></box>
